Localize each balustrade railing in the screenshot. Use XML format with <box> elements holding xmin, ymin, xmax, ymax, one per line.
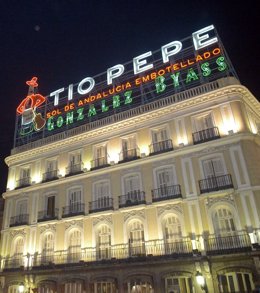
<box><xmin>10</xmin><ymin>214</ymin><xmax>29</xmax><ymax>227</ymax></box>
<box><xmin>42</xmin><ymin>170</ymin><xmax>59</xmax><ymax>182</ymax></box>
<box><xmin>192</xmin><ymin>127</ymin><xmax>220</xmax><ymax>144</ymax></box>
<box><xmin>199</xmin><ymin>174</ymin><xmax>233</xmax><ymax>193</ymax></box>
<box><xmin>149</xmin><ymin>139</ymin><xmax>173</xmax><ymax>155</ymax></box>
<box><xmin>119</xmin><ymin>148</ymin><xmax>140</xmax><ymax>162</ymax></box>
<box><xmin>16</xmin><ymin>177</ymin><xmax>31</xmax><ymax>189</ymax></box>
<box><xmin>119</xmin><ymin>191</ymin><xmax>146</xmax><ymax>208</ymax></box>
<box><xmin>62</xmin><ymin>203</ymin><xmax>85</xmax><ymax>217</ymax></box>
<box><xmin>38</xmin><ymin>208</ymin><xmax>59</xmax><ymax>222</ymax></box>
<box><xmin>91</xmin><ymin>156</ymin><xmax>110</xmax><ymax>170</ymax></box>
<box><xmin>66</xmin><ymin>162</ymin><xmax>84</xmax><ymax>176</ymax></box>
<box><xmin>89</xmin><ymin>197</ymin><xmax>113</xmax><ymax>213</ymax></box>
<box><xmin>151</xmin><ymin>185</ymin><xmax>182</xmax><ymax>202</ymax></box>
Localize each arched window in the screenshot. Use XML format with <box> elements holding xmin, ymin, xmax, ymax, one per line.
<box><xmin>65</xmin><ymin>281</ymin><xmax>83</xmax><ymax>293</ymax></box>
<box><xmin>42</xmin><ymin>233</ymin><xmax>54</xmax><ymax>263</ymax></box>
<box><xmin>213</xmin><ymin>207</ymin><xmax>236</xmax><ymax>236</ymax></box>
<box><xmin>164</xmin><ymin>275</ymin><xmax>192</xmax><ymax>293</ymax></box>
<box><xmin>13</xmin><ymin>237</ymin><xmax>24</xmax><ymax>267</ymax></box>
<box><xmin>8</xmin><ymin>285</ymin><xmax>20</xmax><ymax>293</ymax></box>
<box><xmin>128</xmin><ymin>220</ymin><xmax>145</xmax><ymax>256</ymax></box>
<box><xmin>68</xmin><ymin>229</ymin><xmax>82</xmax><ymax>263</ymax></box>
<box><xmin>163</xmin><ymin>215</ymin><xmax>183</xmax><ymax>254</ymax></box>
<box><xmin>96</xmin><ymin>224</ymin><xmax>111</xmax><ymax>260</ymax></box>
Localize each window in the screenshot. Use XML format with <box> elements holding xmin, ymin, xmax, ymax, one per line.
<box><xmin>65</xmin><ymin>282</ymin><xmax>83</xmax><ymax>293</ymax></box>
<box><xmin>96</xmin><ymin>225</ymin><xmax>111</xmax><ymax>260</ymax></box>
<box><xmin>124</xmin><ymin>174</ymin><xmax>141</xmax><ymax>195</ymax></box>
<box><xmin>128</xmin><ymin>220</ymin><xmax>145</xmax><ymax>256</ymax></box>
<box><xmin>68</xmin><ymin>229</ymin><xmax>82</xmax><ymax>262</ymax></box>
<box><xmin>19</xmin><ymin>167</ymin><xmax>31</xmax><ymax>187</ymax></box>
<box><xmin>152</xmin><ymin>127</ymin><xmax>168</xmax><ymax>143</ymax></box>
<box><xmin>163</xmin><ymin>215</ymin><xmax>183</xmax><ymax>254</ymax></box>
<box><xmin>16</xmin><ymin>200</ymin><xmax>27</xmax><ymax>216</ymax></box>
<box><xmin>68</xmin><ymin>152</ymin><xmax>82</xmax><ymax>174</ymax></box>
<box><xmin>218</xmin><ymin>272</ymin><xmax>254</xmax><ymax>293</ymax></box>
<box><xmin>68</xmin><ymin>188</ymin><xmax>82</xmax><ymax>213</ymax></box>
<box><xmin>156</xmin><ymin>167</ymin><xmax>175</xmax><ymax>189</ymax></box>
<box><xmin>42</xmin><ymin>233</ymin><xmax>54</xmax><ymax>263</ymax></box>
<box><xmin>44</xmin><ymin>159</ymin><xmax>58</xmax><ymax>180</ymax></box>
<box><xmin>121</xmin><ymin>136</ymin><xmax>138</xmax><ymax>160</ymax></box>
<box><xmin>213</xmin><ymin>207</ymin><xmax>236</xmax><ymax>236</ymax></box>
<box><xmin>46</xmin><ymin>195</ymin><xmax>56</xmax><ymax>218</ymax></box>
<box><xmin>164</xmin><ymin>276</ymin><xmax>192</xmax><ymax>293</ymax></box>
<box><xmin>8</xmin><ymin>285</ymin><xmax>20</xmax><ymax>293</ymax></box>
<box><xmin>93</xmin><ymin>181</ymin><xmax>111</xmax><ymax>210</ymax></box>
<box><xmin>93</xmin><ymin>281</ymin><xmax>116</xmax><ymax>293</ymax></box>
<box><xmin>202</xmin><ymin>157</ymin><xmax>225</xmax><ymax>178</ymax></box>
<box><xmin>13</xmin><ymin>237</ymin><xmax>24</xmax><ymax>267</ymax></box>
<box><xmin>93</xmin><ymin>144</ymin><xmax>108</xmax><ymax>168</ymax></box>
<box><xmin>193</xmin><ymin>113</ymin><xmax>214</xmax><ymax>131</ymax></box>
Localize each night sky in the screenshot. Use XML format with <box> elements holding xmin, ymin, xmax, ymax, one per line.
<box><xmin>0</xmin><ymin>1</ymin><xmax>259</xmax><ymax>195</ymax></box>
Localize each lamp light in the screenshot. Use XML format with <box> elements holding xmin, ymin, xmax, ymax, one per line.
<box><xmin>196</xmin><ymin>271</ymin><xmax>207</xmax><ymax>292</ymax></box>
<box><xmin>18</xmin><ymin>284</ymin><xmax>25</xmax><ymax>293</ymax></box>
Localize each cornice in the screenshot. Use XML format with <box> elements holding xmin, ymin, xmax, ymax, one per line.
<box><xmin>5</xmin><ymin>84</ymin><xmax>259</xmax><ymax>166</ymax></box>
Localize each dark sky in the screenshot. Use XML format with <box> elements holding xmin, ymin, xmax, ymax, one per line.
<box><xmin>0</xmin><ymin>0</ymin><xmax>259</xmax><ymax>195</ymax></box>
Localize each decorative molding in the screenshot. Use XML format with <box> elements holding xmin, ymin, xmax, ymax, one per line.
<box><xmin>157</xmin><ymin>204</ymin><xmax>183</xmax><ymax>216</ymax></box>
<box><xmin>205</xmin><ymin>193</ymin><xmax>235</xmax><ymax>209</ymax></box>
<box><xmin>39</xmin><ymin>224</ymin><xmax>56</xmax><ymax>234</ymax></box>
<box><xmin>10</xmin><ymin>229</ymin><xmax>26</xmax><ymax>239</ymax></box>
<box><xmin>93</xmin><ymin>215</ymin><xmax>112</xmax><ymax>226</ymax></box>
<box><xmin>65</xmin><ymin>220</ymin><xmax>83</xmax><ymax>230</ymax></box>
<box><xmin>123</xmin><ymin>210</ymin><xmax>145</xmax><ymax>222</ymax></box>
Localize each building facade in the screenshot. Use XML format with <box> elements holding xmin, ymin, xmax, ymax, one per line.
<box><xmin>1</xmin><ymin>24</ymin><xmax>260</xmax><ymax>293</ymax></box>
<box><xmin>0</xmin><ymin>76</ymin><xmax>260</xmax><ymax>293</ymax></box>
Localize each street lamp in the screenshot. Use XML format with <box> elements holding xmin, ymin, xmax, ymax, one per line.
<box><xmin>18</xmin><ymin>284</ymin><xmax>25</xmax><ymax>293</ymax></box>
<box><xmin>196</xmin><ymin>271</ymin><xmax>207</xmax><ymax>292</ymax></box>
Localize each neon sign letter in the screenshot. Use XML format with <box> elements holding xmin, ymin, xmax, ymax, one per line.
<box><xmin>107</xmin><ymin>64</ymin><xmax>125</xmax><ymax>85</ymax></box>
<box><xmin>51</xmin><ymin>88</ymin><xmax>65</xmax><ymax>106</ymax></box>
<box><xmin>192</xmin><ymin>25</ymin><xmax>218</xmax><ymax>50</ymax></box>
<box><xmin>133</xmin><ymin>51</ymin><xmax>153</xmax><ymax>74</ymax></box>
<box><xmin>161</xmin><ymin>41</ymin><xmax>182</xmax><ymax>63</ymax></box>
<box><xmin>77</xmin><ymin>77</ymin><xmax>95</xmax><ymax>95</ymax></box>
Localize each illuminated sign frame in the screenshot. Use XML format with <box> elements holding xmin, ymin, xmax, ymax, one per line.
<box><xmin>14</xmin><ymin>25</ymin><xmax>237</xmax><ymax>147</ymax></box>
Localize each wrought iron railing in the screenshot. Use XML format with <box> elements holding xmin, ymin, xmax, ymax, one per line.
<box><xmin>91</xmin><ymin>156</ymin><xmax>110</xmax><ymax>170</ymax></box>
<box><xmin>151</xmin><ymin>185</ymin><xmax>182</xmax><ymax>202</ymax></box>
<box><xmin>119</xmin><ymin>191</ymin><xmax>146</xmax><ymax>208</ymax></box>
<box><xmin>42</xmin><ymin>170</ymin><xmax>59</xmax><ymax>182</ymax></box>
<box><xmin>199</xmin><ymin>174</ymin><xmax>233</xmax><ymax>193</ymax></box>
<box><xmin>192</xmin><ymin>127</ymin><xmax>220</xmax><ymax>144</ymax></box>
<box><xmin>16</xmin><ymin>177</ymin><xmax>31</xmax><ymax>189</ymax></box>
<box><xmin>204</xmin><ymin>232</ymin><xmax>252</xmax><ymax>255</ymax></box>
<box><xmin>149</xmin><ymin>139</ymin><xmax>173</xmax><ymax>155</ymax></box>
<box><xmin>66</xmin><ymin>162</ymin><xmax>84</xmax><ymax>176</ymax></box>
<box><xmin>89</xmin><ymin>197</ymin><xmax>113</xmax><ymax>213</ymax></box>
<box><xmin>10</xmin><ymin>214</ymin><xmax>29</xmax><ymax>227</ymax></box>
<box><xmin>119</xmin><ymin>148</ymin><xmax>140</xmax><ymax>162</ymax></box>
<box><xmin>62</xmin><ymin>203</ymin><xmax>85</xmax><ymax>217</ymax></box>
<box><xmin>38</xmin><ymin>208</ymin><xmax>59</xmax><ymax>222</ymax></box>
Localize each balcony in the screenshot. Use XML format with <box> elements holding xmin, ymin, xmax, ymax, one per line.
<box><xmin>62</xmin><ymin>203</ymin><xmax>85</xmax><ymax>218</ymax></box>
<box><xmin>151</xmin><ymin>185</ymin><xmax>182</xmax><ymax>202</ymax></box>
<box><xmin>42</xmin><ymin>170</ymin><xmax>59</xmax><ymax>182</ymax></box>
<box><xmin>119</xmin><ymin>191</ymin><xmax>146</xmax><ymax>208</ymax></box>
<box><xmin>66</xmin><ymin>162</ymin><xmax>84</xmax><ymax>176</ymax></box>
<box><xmin>119</xmin><ymin>148</ymin><xmax>140</xmax><ymax>163</ymax></box>
<box><xmin>4</xmin><ymin>254</ymin><xmax>25</xmax><ymax>270</ymax></box>
<box><xmin>204</xmin><ymin>232</ymin><xmax>252</xmax><ymax>255</ymax></box>
<box><xmin>89</xmin><ymin>196</ymin><xmax>113</xmax><ymax>213</ymax></box>
<box><xmin>199</xmin><ymin>174</ymin><xmax>233</xmax><ymax>194</ymax></box>
<box><xmin>192</xmin><ymin>126</ymin><xmax>220</xmax><ymax>144</ymax></box>
<box><xmin>91</xmin><ymin>156</ymin><xmax>110</xmax><ymax>170</ymax></box>
<box><xmin>149</xmin><ymin>139</ymin><xmax>173</xmax><ymax>155</ymax></box>
<box><xmin>38</xmin><ymin>209</ymin><xmax>59</xmax><ymax>222</ymax></box>
<box><xmin>16</xmin><ymin>177</ymin><xmax>31</xmax><ymax>189</ymax></box>
<box><xmin>10</xmin><ymin>214</ymin><xmax>29</xmax><ymax>227</ymax></box>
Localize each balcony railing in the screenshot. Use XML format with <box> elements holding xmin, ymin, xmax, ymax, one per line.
<box><xmin>192</xmin><ymin>127</ymin><xmax>220</xmax><ymax>144</ymax></box>
<box><xmin>119</xmin><ymin>191</ymin><xmax>146</xmax><ymax>208</ymax></box>
<box><xmin>4</xmin><ymin>232</ymin><xmax>255</xmax><ymax>270</ymax></box>
<box><xmin>151</xmin><ymin>185</ymin><xmax>182</xmax><ymax>202</ymax></box>
<box><xmin>4</xmin><ymin>254</ymin><xmax>25</xmax><ymax>270</ymax></box>
<box><xmin>62</xmin><ymin>203</ymin><xmax>85</xmax><ymax>218</ymax></box>
<box><xmin>16</xmin><ymin>177</ymin><xmax>31</xmax><ymax>189</ymax></box>
<box><xmin>91</xmin><ymin>156</ymin><xmax>110</xmax><ymax>170</ymax></box>
<box><xmin>38</xmin><ymin>209</ymin><xmax>59</xmax><ymax>222</ymax></box>
<box><xmin>10</xmin><ymin>214</ymin><xmax>29</xmax><ymax>227</ymax></box>
<box><xmin>199</xmin><ymin>174</ymin><xmax>233</xmax><ymax>194</ymax></box>
<box><xmin>89</xmin><ymin>197</ymin><xmax>113</xmax><ymax>213</ymax></box>
<box><xmin>42</xmin><ymin>170</ymin><xmax>59</xmax><ymax>182</ymax></box>
<box><xmin>119</xmin><ymin>148</ymin><xmax>140</xmax><ymax>163</ymax></box>
<box><xmin>149</xmin><ymin>139</ymin><xmax>173</xmax><ymax>155</ymax></box>
<box><xmin>204</xmin><ymin>232</ymin><xmax>252</xmax><ymax>255</ymax></box>
<box><xmin>66</xmin><ymin>162</ymin><xmax>84</xmax><ymax>176</ymax></box>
